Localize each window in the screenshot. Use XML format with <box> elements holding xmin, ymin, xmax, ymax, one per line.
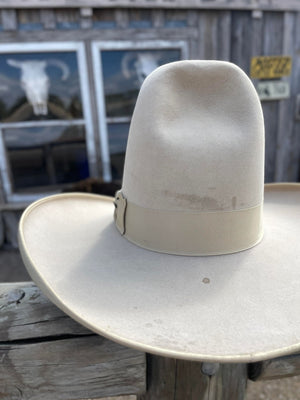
<box><xmin>0</xmin><ymin>42</ymin><xmax>94</xmax><ymax>202</ymax></box>
<box><xmin>92</xmin><ymin>40</ymin><xmax>188</xmax><ymax>182</ymax></box>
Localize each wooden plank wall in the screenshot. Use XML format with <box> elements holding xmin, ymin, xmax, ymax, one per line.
<box><xmin>1</xmin><ymin>0</ymin><xmax>300</xmax><ymax>11</ymax></box>
<box><xmin>0</xmin><ymin>6</ymin><xmax>299</xmax><ymax>188</ymax></box>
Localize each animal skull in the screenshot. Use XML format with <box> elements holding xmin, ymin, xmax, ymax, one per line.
<box><xmin>7</xmin><ymin>59</ymin><xmax>70</xmax><ymax>116</ymax></box>
<box><xmin>121</xmin><ymin>52</ymin><xmax>161</xmax><ymax>86</ymax></box>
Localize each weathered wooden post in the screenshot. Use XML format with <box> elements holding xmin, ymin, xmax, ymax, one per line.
<box><xmin>0</xmin><ymin>283</ymin><xmax>146</xmax><ymax>400</ymax></box>
<box><xmin>137</xmin><ymin>357</ymin><xmax>247</xmax><ymax>400</ymax></box>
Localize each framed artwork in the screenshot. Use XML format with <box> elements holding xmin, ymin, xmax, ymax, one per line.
<box><xmin>92</xmin><ymin>40</ymin><xmax>188</xmax><ymax>181</ymax></box>
<box><xmin>0</xmin><ymin>42</ymin><xmax>94</xmax><ymax>202</ymax></box>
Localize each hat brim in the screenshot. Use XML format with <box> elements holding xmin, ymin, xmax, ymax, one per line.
<box><xmin>19</xmin><ymin>183</ymin><xmax>300</xmax><ymax>363</ymax></box>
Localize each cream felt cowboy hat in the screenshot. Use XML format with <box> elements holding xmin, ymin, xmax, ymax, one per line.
<box><xmin>19</xmin><ymin>60</ymin><xmax>300</xmax><ymax>363</ymax></box>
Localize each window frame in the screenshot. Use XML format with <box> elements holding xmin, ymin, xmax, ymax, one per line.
<box><xmin>0</xmin><ymin>41</ymin><xmax>95</xmax><ymax>203</ymax></box>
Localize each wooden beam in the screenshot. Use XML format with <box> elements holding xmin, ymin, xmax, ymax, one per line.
<box><xmin>40</xmin><ymin>9</ymin><xmax>56</xmax><ymax>30</ymax></box>
<box><xmin>1</xmin><ymin>9</ymin><xmax>17</xmax><ymax>31</ymax></box>
<box><xmin>249</xmin><ymin>354</ymin><xmax>300</xmax><ymax>381</ymax></box>
<box><xmin>115</xmin><ymin>9</ymin><xmax>129</xmax><ymax>29</ymax></box>
<box><xmin>0</xmin><ymin>26</ymin><xmax>197</xmax><ymax>42</ymax></box>
<box><xmin>152</xmin><ymin>9</ymin><xmax>164</xmax><ymax>28</ymax></box>
<box><xmin>0</xmin><ymin>0</ymin><xmax>300</xmax><ymax>11</ymax></box>
<box><xmin>0</xmin><ymin>282</ymin><xmax>146</xmax><ymax>400</ymax></box>
<box><xmin>0</xmin><ymin>203</ymin><xmax>29</xmax><ymax>211</ymax></box>
<box><xmin>80</xmin><ymin>7</ymin><xmax>93</xmax><ymax>29</ymax></box>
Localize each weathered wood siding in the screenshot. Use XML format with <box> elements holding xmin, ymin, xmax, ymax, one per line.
<box><xmin>1</xmin><ymin>0</ymin><xmax>300</xmax><ymax>11</ymax></box>
<box><xmin>0</xmin><ymin>5</ymin><xmax>299</xmax><ymax>189</ymax></box>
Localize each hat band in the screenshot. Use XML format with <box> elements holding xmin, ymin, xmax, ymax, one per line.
<box><xmin>114</xmin><ymin>191</ymin><xmax>263</xmax><ymax>256</ymax></box>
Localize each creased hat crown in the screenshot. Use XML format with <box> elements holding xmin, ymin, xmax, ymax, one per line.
<box><xmin>115</xmin><ymin>60</ymin><xmax>265</xmax><ymax>255</ymax></box>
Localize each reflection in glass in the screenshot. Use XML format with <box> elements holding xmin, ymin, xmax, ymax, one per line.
<box><xmin>101</xmin><ymin>49</ymin><xmax>181</xmax><ymax>117</ymax></box>
<box><xmin>4</xmin><ymin>125</ymin><xmax>89</xmax><ymax>190</ymax></box>
<box><xmin>107</xmin><ymin>123</ymin><xmax>130</xmax><ymax>180</ymax></box>
<box><xmin>0</xmin><ymin>51</ymin><xmax>83</xmax><ymax>122</ymax></box>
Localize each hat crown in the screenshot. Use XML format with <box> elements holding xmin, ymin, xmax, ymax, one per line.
<box><xmin>115</xmin><ymin>60</ymin><xmax>265</xmax><ymax>255</ymax></box>
<box><xmin>123</xmin><ymin>60</ymin><xmax>264</xmax><ymax>213</ymax></box>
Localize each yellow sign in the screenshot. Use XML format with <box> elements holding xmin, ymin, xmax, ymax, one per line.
<box><xmin>250</xmin><ymin>56</ymin><xmax>292</xmax><ymax>79</ymax></box>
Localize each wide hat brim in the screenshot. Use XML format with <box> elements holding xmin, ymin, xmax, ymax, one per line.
<box><xmin>19</xmin><ymin>183</ymin><xmax>300</xmax><ymax>363</ymax></box>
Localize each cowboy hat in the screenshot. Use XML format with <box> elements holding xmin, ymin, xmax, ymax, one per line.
<box><xmin>19</xmin><ymin>60</ymin><xmax>300</xmax><ymax>363</ymax></box>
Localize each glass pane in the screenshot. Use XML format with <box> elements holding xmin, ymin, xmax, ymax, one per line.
<box><xmin>0</xmin><ymin>51</ymin><xmax>83</xmax><ymax>122</ymax></box>
<box><xmin>3</xmin><ymin>125</ymin><xmax>89</xmax><ymax>191</ymax></box>
<box><xmin>101</xmin><ymin>49</ymin><xmax>181</xmax><ymax>117</ymax></box>
<box><xmin>108</xmin><ymin>123</ymin><xmax>130</xmax><ymax>180</ymax></box>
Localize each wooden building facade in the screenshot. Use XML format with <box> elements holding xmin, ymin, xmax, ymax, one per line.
<box><xmin>0</xmin><ymin>0</ymin><xmax>299</xmax><ymax>246</ymax></box>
